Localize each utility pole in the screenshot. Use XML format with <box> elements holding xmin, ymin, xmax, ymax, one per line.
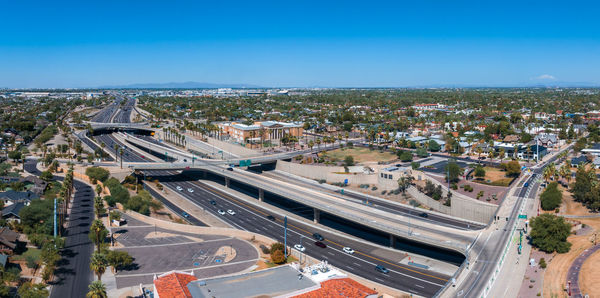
<box><xmin>284</xmin><ymin>216</ymin><xmax>288</xmax><ymax>258</ymax></box>
<box><xmin>53</xmin><ymin>198</ymin><xmax>57</xmax><ymax>239</ymax></box>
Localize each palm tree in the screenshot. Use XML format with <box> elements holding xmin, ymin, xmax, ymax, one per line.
<box><xmin>87</xmin><ymin>281</ymin><xmax>107</xmax><ymax>298</ymax></box>
<box><xmin>119</xmin><ymin>149</ymin><xmax>124</xmax><ymax>169</ymax></box>
<box><xmin>113</xmin><ymin>144</ymin><xmax>119</xmax><ymax>164</ymax></box>
<box><xmin>90</xmin><ymin>219</ymin><xmax>107</xmax><ymax>251</ymax></box>
<box><xmin>90</xmin><ymin>252</ymin><xmax>107</xmax><ymax>281</ymax></box>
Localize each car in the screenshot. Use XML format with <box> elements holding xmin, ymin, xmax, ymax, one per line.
<box><xmin>524</xmin><ymin>182</ymin><xmax>529</xmax><ymax>187</ymax></box>
<box><xmin>227</xmin><ymin>209</ymin><xmax>236</xmax><ymax>215</ymax></box>
<box><xmin>181</xmin><ymin>212</ymin><xmax>189</xmax><ymax>218</ymax></box>
<box><xmin>419</xmin><ymin>212</ymin><xmax>429</xmax><ymax>218</ymax></box>
<box><xmin>217</xmin><ymin>210</ymin><xmax>226</xmax><ymax>215</ymax></box>
<box><xmin>313</xmin><ymin>233</ymin><xmax>324</xmax><ymax>241</ymax></box>
<box><xmin>375</xmin><ymin>265</ymin><xmax>389</xmax><ymax>274</ymax></box>
<box><xmin>176</xmin><ymin>186</ymin><xmax>183</xmax><ymax>191</ymax></box>
<box><xmin>187</xmin><ymin>188</ymin><xmax>194</xmax><ymax>193</ymax></box>
<box><xmin>294</xmin><ymin>244</ymin><xmax>306</xmax><ymax>252</ymax></box>
<box><xmin>314</xmin><ymin>241</ymin><xmax>326</xmax><ymax>248</ymax></box>
<box><xmin>266</xmin><ymin>215</ymin><xmax>275</xmax><ymax>221</ymax></box>
<box><xmin>343</xmin><ymin>247</ymin><xmax>355</xmax><ymax>254</ymax></box>
<box><xmin>227</xmin><ymin>167</ymin><xmax>234</xmax><ymax>171</ymax></box>
<box><xmin>478</xmin><ymin>156</ymin><xmax>486</xmax><ymax>160</ymax></box>
<box><xmin>210</xmin><ymin>200</ymin><xmax>217</xmax><ymax>205</ymax></box>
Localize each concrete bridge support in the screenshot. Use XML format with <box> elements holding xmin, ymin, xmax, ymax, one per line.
<box><xmin>313</xmin><ymin>209</ymin><xmax>320</xmax><ymax>224</ymax></box>
<box><xmin>225</xmin><ymin>177</ymin><xmax>230</xmax><ymax>188</ymax></box>
<box><xmin>258</xmin><ymin>189</ymin><xmax>264</xmax><ymax>202</ymax></box>
<box><xmin>389</xmin><ymin>234</ymin><xmax>396</xmax><ymax>248</ymax></box>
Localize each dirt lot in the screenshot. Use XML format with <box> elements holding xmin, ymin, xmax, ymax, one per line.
<box><xmin>473</xmin><ymin>166</ymin><xmax>513</xmax><ymax>187</ymax></box>
<box><xmin>542</xmin><ymin>187</ymin><xmax>600</xmax><ymax>297</ymax></box>
<box><xmin>323</xmin><ymin>147</ymin><xmax>397</xmax><ymax>164</ymax></box>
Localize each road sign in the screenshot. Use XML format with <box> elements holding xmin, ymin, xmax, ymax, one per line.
<box><xmin>239</xmin><ymin>160</ymin><xmax>252</xmax><ymax>167</ymax></box>
<box><xmin>518</xmin><ymin>214</ymin><xmax>527</xmax><ymax>219</ymax></box>
<box><xmin>344</xmin><ymin>179</ymin><xmax>348</xmax><ymax>185</ymax></box>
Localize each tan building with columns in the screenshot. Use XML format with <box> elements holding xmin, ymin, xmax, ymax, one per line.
<box><xmin>218</xmin><ymin>121</ymin><xmax>303</xmax><ymax>144</ymax></box>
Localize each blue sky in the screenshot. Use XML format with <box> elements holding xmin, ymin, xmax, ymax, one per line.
<box><xmin>1</xmin><ymin>0</ymin><xmax>599</xmax><ymax>88</ymax></box>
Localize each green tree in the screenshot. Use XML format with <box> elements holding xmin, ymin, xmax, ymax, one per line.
<box><xmin>399</xmin><ymin>151</ymin><xmax>413</xmax><ymax>162</ymax></box>
<box><xmin>540</xmin><ymin>182</ymin><xmax>562</xmax><ymax>210</ymax></box>
<box><xmin>444</xmin><ymin>161</ymin><xmax>462</xmax><ymax>183</ymax></box>
<box><xmin>271</xmin><ymin>249</ymin><xmax>286</xmax><ymax>264</ymax></box>
<box><xmin>428</xmin><ymin>140</ymin><xmax>441</xmax><ymax>152</ymax></box>
<box><xmin>94</xmin><ymin>196</ymin><xmax>106</xmax><ymax>217</ymax></box>
<box><xmin>90</xmin><ymin>252</ymin><xmax>108</xmax><ymax>281</ymax></box>
<box><xmin>344</xmin><ymin>155</ymin><xmax>355</xmax><ymax>167</ymax></box>
<box><xmin>530</xmin><ymin>214</ymin><xmax>572</xmax><ymax>253</ymax></box>
<box><xmin>415</xmin><ymin>148</ymin><xmax>428</xmax><ymax>157</ymax></box>
<box><xmin>106</xmin><ymin>250</ymin><xmax>133</xmax><ymax>273</ymax></box>
<box><xmin>503</xmin><ymin>160</ymin><xmax>521</xmax><ymax>177</ymax></box>
<box><xmin>474</xmin><ymin>166</ymin><xmax>486</xmax><ymax>179</ymax></box>
<box><xmin>17</xmin><ymin>282</ymin><xmax>49</xmax><ymax>298</ymax></box>
<box><xmin>89</xmin><ymin>220</ymin><xmax>108</xmax><ymax>251</ymax></box>
<box><xmin>40</xmin><ymin>170</ymin><xmax>54</xmax><ymax>182</ymax></box>
<box><xmin>87</xmin><ymin>281</ymin><xmax>107</xmax><ymax>298</ymax></box>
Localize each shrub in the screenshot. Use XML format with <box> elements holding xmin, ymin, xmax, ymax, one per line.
<box><xmin>270</xmin><ymin>242</ymin><xmax>285</xmax><ymax>255</ymax></box>
<box><xmin>260</xmin><ymin>245</ymin><xmax>270</xmax><ymax>254</ymax></box>
<box><xmin>85</xmin><ymin>167</ymin><xmax>110</xmax><ymax>183</ymax></box>
<box><xmin>271</xmin><ymin>249</ymin><xmax>286</xmax><ymax>264</ymax></box>
<box><xmin>539</xmin><ymin>258</ymin><xmax>547</xmax><ymax>269</ymax></box>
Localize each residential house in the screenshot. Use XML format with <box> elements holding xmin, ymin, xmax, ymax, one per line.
<box><xmin>153</xmin><ymin>270</ymin><xmax>197</xmax><ymax>298</ymax></box>
<box><xmin>0</xmin><ymin>228</ymin><xmax>21</xmax><ymax>254</ymax></box>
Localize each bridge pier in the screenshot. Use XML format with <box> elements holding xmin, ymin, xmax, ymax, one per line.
<box><xmin>202</xmin><ymin>171</ymin><xmax>207</xmax><ymax>179</ymax></box>
<box><xmin>389</xmin><ymin>234</ymin><xmax>396</xmax><ymax>248</ymax></box>
<box><xmin>258</xmin><ymin>189</ymin><xmax>264</xmax><ymax>202</ymax></box>
<box><xmin>313</xmin><ymin>209</ymin><xmax>320</xmax><ymax>224</ymax></box>
<box><xmin>225</xmin><ymin>177</ymin><xmax>230</xmax><ymax>188</ymax></box>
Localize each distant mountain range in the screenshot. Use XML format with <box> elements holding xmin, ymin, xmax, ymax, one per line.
<box><xmin>99</xmin><ymin>81</ymin><xmax>263</xmax><ymax>89</ymax></box>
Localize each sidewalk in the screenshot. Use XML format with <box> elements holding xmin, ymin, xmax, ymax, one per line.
<box><xmin>487</xmin><ymin>177</ymin><xmax>540</xmax><ymax>297</ymax></box>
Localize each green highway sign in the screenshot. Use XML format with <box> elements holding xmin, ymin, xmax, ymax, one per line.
<box><xmin>518</xmin><ymin>214</ymin><xmax>527</xmax><ymax>219</ymax></box>
<box><xmin>239</xmin><ymin>160</ymin><xmax>252</xmax><ymax>167</ymax></box>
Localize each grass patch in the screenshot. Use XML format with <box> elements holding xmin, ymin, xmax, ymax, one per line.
<box><xmin>264</xmin><ymin>255</ymin><xmax>299</xmax><ymax>268</ymax></box>
<box><xmin>11</xmin><ymin>248</ymin><xmax>41</xmax><ymax>262</ymax></box>
<box><xmin>473</xmin><ymin>166</ymin><xmax>514</xmax><ymax>187</ymax></box>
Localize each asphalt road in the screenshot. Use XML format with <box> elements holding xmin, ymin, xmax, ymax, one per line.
<box><xmin>145</xmin><ymin>170</ymin><xmax>450</xmax><ymax>297</ymax></box>
<box><xmin>25</xmin><ymin>160</ymin><xmax>94</xmax><ymax>298</ymax></box>
<box><xmin>454</xmin><ymin>145</ymin><xmax>572</xmax><ymax>297</ymax></box>
<box><xmin>261</xmin><ymin>170</ymin><xmax>485</xmax><ymax>230</ymax></box>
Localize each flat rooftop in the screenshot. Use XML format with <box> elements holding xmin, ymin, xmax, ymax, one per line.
<box><xmin>188</xmin><ymin>265</ymin><xmax>318</xmax><ymax>298</ymax></box>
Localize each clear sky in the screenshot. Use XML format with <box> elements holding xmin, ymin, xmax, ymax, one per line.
<box><xmin>1</xmin><ymin>0</ymin><xmax>599</xmax><ymax>88</ymax></box>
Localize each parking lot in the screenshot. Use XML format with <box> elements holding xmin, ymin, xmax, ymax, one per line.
<box><xmin>112</xmin><ymin>214</ymin><xmax>259</xmax><ymax>288</ymax></box>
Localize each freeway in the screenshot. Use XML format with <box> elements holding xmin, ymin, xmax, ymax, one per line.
<box><xmin>261</xmin><ymin>170</ymin><xmax>485</xmax><ymax>230</ymax></box>
<box><xmin>145</xmin><ymin>169</ymin><xmax>451</xmax><ymax>297</ymax></box>
<box><xmin>24</xmin><ymin>160</ymin><xmax>94</xmax><ymax>298</ymax></box>
<box><xmin>452</xmin><ymin>145</ymin><xmax>572</xmax><ymax>298</ymax></box>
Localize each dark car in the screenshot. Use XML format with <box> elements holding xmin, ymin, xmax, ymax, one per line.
<box><xmin>227</xmin><ymin>167</ymin><xmax>234</xmax><ymax>171</ymax></box>
<box><xmin>266</xmin><ymin>215</ymin><xmax>276</xmax><ymax>221</ymax></box>
<box><xmin>314</xmin><ymin>241</ymin><xmax>327</xmax><ymax>248</ymax></box>
<box><xmin>210</xmin><ymin>200</ymin><xmax>217</xmax><ymax>205</ymax></box>
<box><xmin>375</xmin><ymin>265</ymin><xmax>389</xmax><ymax>274</ymax></box>
<box><xmin>524</xmin><ymin>182</ymin><xmax>529</xmax><ymax>187</ymax></box>
<box><xmin>419</xmin><ymin>212</ymin><xmax>429</xmax><ymax>218</ymax></box>
<box><xmin>182</xmin><ymin>212</ymin><xmax>189</xmax><ymax>218</ymax></box>
<box><xmin>313</xmin><ymin>233</ymin><xmax>324</xmax><ymax>241</ymax></box>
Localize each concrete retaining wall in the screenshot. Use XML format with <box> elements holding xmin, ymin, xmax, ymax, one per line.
<box><xmin>206</xmin><ymin>137</ymin><xmax>258</xmax><ymax>157</ymax></box>
<box><xmin>123</xmin><ymin>210</ymin><xmax>277</xmax><ymax>245</ymax></box>
<box><xmin>407</xmin><ymin>186</ymin><xmax>452</xmax><ymax>214</ymax></box>
<box><xmin>275</xmin><ymin>160</ymin><xmax>377</xmax><ymax>185</ymax></box>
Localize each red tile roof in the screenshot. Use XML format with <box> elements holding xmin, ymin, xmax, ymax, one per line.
<box><xmin>293</xmin><ymin>278</ymin><xmax>377</xmax><ymax>298</ymax></box>
<box><xmin>154</xmin><ymin>271</ymin><xmax>197</xmax><ymax>298</ymax></box>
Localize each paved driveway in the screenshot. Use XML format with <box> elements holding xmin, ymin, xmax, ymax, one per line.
<box><xmin>112</xmin><ymin>216</ymin><xmax>258</xmax><ymax>288</ymax></box>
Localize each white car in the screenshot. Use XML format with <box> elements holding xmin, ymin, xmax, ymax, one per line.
<box><xmin>227</xmin><ymin>209</ymin><xmax>236</xmax><ymax>215</ymax></box>
<box><xmin>176</xmin><ymin>186</ymin><xmax>183</xmax><ymax>191</ymax></box>
<box><xmin>217</xmin><ymin>210</ymin><xmax>226</xmax><ymax>215</ymax></box>
<box><xmin>343</xmin><ymin>247</ymin><xmax>355</xmax><ymax>254</ymax></box>
<box><xmin>187</xmin><ymin>188</ymin><xmax>194</xmax><ymax>193</ymax></box>
<box><xmin>294</xmin><ymin>244</ymin><xmax>306</xmax><ymax>252</ymax></box>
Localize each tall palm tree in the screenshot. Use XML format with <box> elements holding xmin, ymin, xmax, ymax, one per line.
<box><xmin>87</xmin><ymin>281</ymin><xmax>107</xmax><ymax>298</ymax></box>
<box><xmin>90</xmin><ymin>253</ymin><xmax>107</xmax><ymax>281</ymax></box>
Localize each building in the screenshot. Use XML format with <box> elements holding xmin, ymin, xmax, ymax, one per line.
<box><xmin>153</xmin><ymin>270</ymin><xmax>197</xmax><ymax>298</ymax></box>
<box><xmin>292</xmin><ymin>278</ymin><xmax>377</xmax><ymax>298</ymax></box>
<box><xmin>378</xmin><ymin>166</ymin><xmax>411</xmax><ymax>190</ymax></box>
<box><xmin>0</xmin><ymin>228</ymin><xmax>21</xmax><ymax>254</ymax></box>
<box><xmin>218</xmin><ymin>121</ymin><xmax>304</xmax><ymax>144</ymax></box>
